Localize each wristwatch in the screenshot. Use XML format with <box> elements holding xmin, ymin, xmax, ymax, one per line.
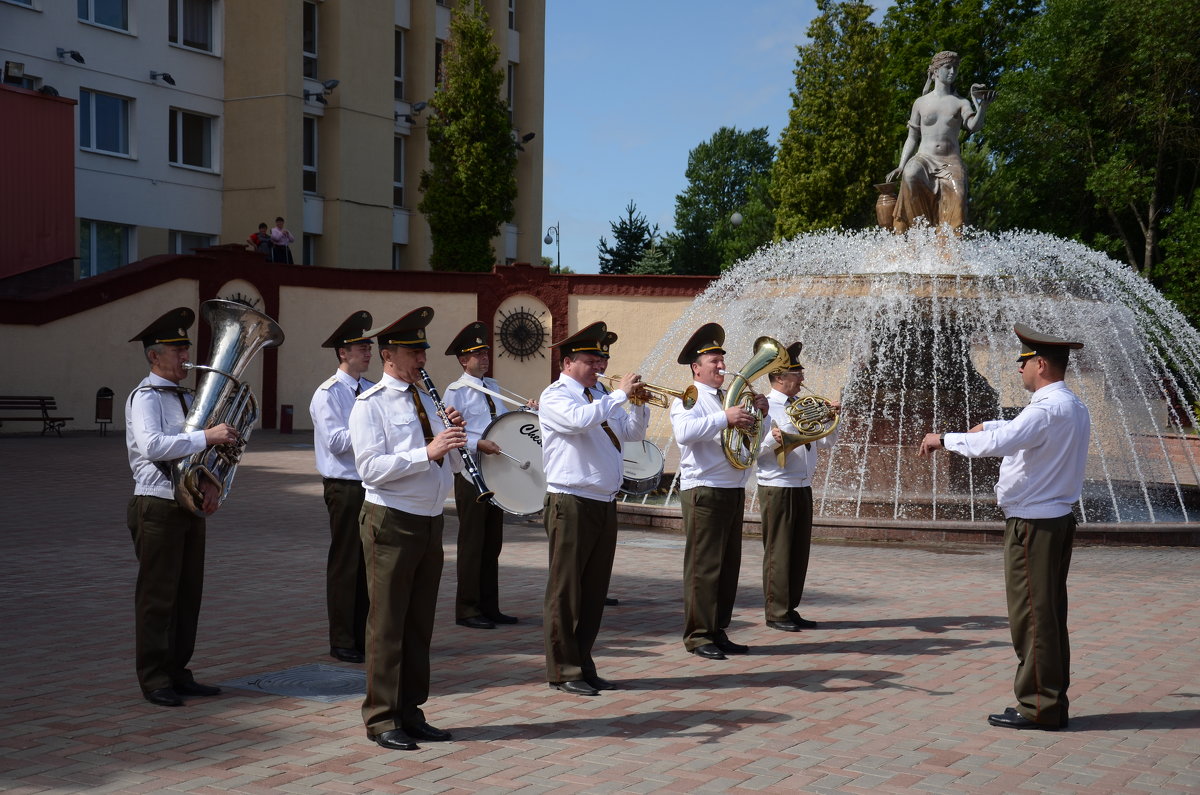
<box><xmin>939</xmin><ymin>434</ymin><xmax>946</xmax><ymax>446</ymax></box>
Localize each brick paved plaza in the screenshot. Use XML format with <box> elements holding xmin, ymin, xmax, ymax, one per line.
<box><xmin>2</xmin><ymin>431</ymin><xmax>1198</xmax><ymax>793</ymax></box>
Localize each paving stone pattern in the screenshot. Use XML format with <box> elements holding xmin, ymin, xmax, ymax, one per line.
<box><xmin>1</xmin><ymin>431</ymin><xmax>1198</xmax><ymax>794</ymax></box>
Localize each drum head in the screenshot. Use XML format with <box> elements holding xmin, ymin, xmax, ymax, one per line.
<box><xmin>478</xmin><ymin>411</ymin><xmax>545</xmax><ymax>516</ymax></box>
<box><xmin>620</xmin><ymin>440</ymin><xmax>665</xmax><ymax>495</ymax></box>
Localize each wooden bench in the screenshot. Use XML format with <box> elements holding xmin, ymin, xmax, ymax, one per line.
<box><xmin>0</xmin><ymin>396</ymin><xmax>74</xmax><ymax>437</ymax></box>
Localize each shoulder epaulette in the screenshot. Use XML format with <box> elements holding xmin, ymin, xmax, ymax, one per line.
<box><xmin>357</xmin><ymin>382</ymin><xmax>386</xmax><ymax>400</ymax></box>
<box><xmin>317</xmin><ymin>375</ymin><xmax>339</xmax><ymax>391</ymax></box>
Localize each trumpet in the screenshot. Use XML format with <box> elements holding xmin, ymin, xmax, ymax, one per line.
<box><xmin>775</xmin><ymin>393</ymin><xmax>840</xmax><ymax>466</ymax></box>
<box><xmin>597</xmin><ymin>374</ymin><xmax>697</xmax><ymax>410</ymax></box>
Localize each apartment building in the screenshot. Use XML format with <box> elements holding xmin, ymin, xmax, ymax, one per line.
<box><xmin>0</xmin><ymin>0</ymin><xmax>545</xmax><ymax>279</ymax></box>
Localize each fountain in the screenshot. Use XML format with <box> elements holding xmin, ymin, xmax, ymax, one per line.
<box><xmin>633</xmin><ymin>226</ymin><xmax>1200</xmax><ymax>525</ymax></box>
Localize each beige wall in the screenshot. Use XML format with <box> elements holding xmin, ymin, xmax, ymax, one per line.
<box><xmin>491</xmin><ymin>293</ymin><xmax>551</xmax><ymax>403</ymax></box>
<box><xmin>0</xmin><ymin>281</ymin><xmax>201</xmax><ymax>432</ymax></box>
<box><xmin>276</xmin><ymin>285</ymin><xmax>479</xmax><ymax>429</ymax></box>
<box><xmin>570</xmin><ymin>295</ymin><xmax>697</xmax><ymax>376</ymax></box>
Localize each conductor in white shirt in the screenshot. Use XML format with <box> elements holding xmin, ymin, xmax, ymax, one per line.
<box><xmin>539</xmin><ymin>322</ymin><xmax>647</xmax><ymax>696</ymax></box>
<box><xmin>309</xmin><ymin>310</ymin><xmax>375</xmax><ymax>664</ymax></box>
<box><xmin>919</xmin><ymin>323</ymin><xmax>1090</xmax><ymax>731</ymax></box>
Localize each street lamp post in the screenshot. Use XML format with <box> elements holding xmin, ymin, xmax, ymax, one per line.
<box><xmin>544</xmin><ymin>223</ymin><xmax>561</xmax><ymax>273</ymax></box>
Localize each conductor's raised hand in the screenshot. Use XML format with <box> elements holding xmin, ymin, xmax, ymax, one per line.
<box><xmin>428</xmin><ymin>426</ymin><xmax>467</xmax><ymax>461</ymax></box>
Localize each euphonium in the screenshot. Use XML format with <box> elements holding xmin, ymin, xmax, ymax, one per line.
<box><xmin>171</xmin><ymin>299</ymin><xmax>285</xmax><ymax>515</ymax></box>
<box><xmin>597</xmin><ymin>374</ymin><xmax>697</xmax><ymax>409</ymax></box>
<box><xmin>720</xmin><ymin>336</ymin><xmax>791</xmax><ymax>470</ymax></box>
<box><xmin>775</xmin><ymin>394</ymin><xmax>840</xmax><ymax>466</ymax></box>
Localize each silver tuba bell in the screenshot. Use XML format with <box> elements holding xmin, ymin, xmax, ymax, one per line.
<box><xmin>171</xmin><ymin>299</ymin><xmax>285</xmax><ymax>515</ymax></box>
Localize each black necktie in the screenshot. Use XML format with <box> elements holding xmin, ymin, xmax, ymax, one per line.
<box><xmin>584</xmin><ymin>387</ymin><xmax>621</xmax><ymax>451</ymax></box>
<box><xmin>354</xmin><ymin>381</ymin><xmax>362</xmax><ymax>397</ymax></box>
<box><xmin>410</xmin><ymin>387</ymin><xmax>442</xmax><ymax>466</ymax></box>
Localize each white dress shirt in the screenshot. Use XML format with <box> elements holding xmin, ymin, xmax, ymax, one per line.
<box><xmin>349</xmin><ymin>373</ymin><xmax>461</xmax><ymax>516</ymax></box>
<box><xmin>755</xmin><ymin>388</ymin><xmax>840</xmax><ymax>488</ymax></box>
<box><xmin>126</xmin><ymin>373</ymin><xmax>208</xmax><ymax>500</ymax></box>
<box><xmin>444</xmin><ymin>373</ymin><xmax>508</xmax><ymax>454</ymax></box>
<box><xmin>670</xmin><ymin>381</ymin><xmax>754</xmax><ymax>490</ymax></box>
<box><xmin>944</xmin><ymin>380</ymin><xmax>1091</xmax><ymax>519</ymax></box>
<box><xmin>539</xmin><ymin>373</ymin><xmax>640</xmax><ymax>502</ymax></box>
<box><xmin>590</xmin><ymin>381</ymin><xmax>652</xmax><ymax>445</ymax></box>
<box><xmin>309</xmin><ymin>369</ymin><xmax>374</xmax><ymax>480</ymax></box>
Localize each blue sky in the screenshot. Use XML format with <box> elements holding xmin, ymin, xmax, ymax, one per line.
<box><xmin>539</xmin><ymin>1</ymin><xmax>823</xmax><ymax>274</ymax></box>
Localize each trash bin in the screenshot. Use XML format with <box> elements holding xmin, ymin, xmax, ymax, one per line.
<box><xmin>280</xmin><ymin>403</ymin><xmax>294</xmax><ymax>434</ymax></box>
<box><xmin>95</xmin><ymin>387</ymin><xmax>114</xmax><ymax>436</ymax></box>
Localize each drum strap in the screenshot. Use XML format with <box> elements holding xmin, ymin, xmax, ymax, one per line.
<box><xmin>584</xmin><ymin>388</ymin><xmax>621</xmax><ymax>451</ymax></box>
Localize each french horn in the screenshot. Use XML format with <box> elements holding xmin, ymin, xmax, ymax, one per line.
<box><xmin>775</xmin><ymin>394</ymin><xmax>840</xmax><ymax>466</ymax></box>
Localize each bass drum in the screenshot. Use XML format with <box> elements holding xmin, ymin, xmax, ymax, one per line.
<box><xmin>478</xmin><ymin>410</ymin><xmax>546</xmax><ymax>516</ymax></box>
<box><xmin>620</xmin><ymin>440</ymin><xmax>665</xmax><ymax>496</ymax></box>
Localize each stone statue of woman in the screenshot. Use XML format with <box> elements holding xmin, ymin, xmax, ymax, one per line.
<box><xmin>886</xmin><ymin>51</ymin><xmax>994</xmax><ymax>233</ymax></box>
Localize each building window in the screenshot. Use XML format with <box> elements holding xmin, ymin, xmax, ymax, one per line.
<box><xmin>302</xmin><ymin>1</ymin><xmax>318</xmax><ymax>78</ymax></box>
<box><xmin>507</xmin><ymin>63</ymin><xmax>516</xmax><ymax>124</ymax></box>
<box><xmin>79</xmin><ymin>219</ymin><xmax>131</xmax><ymax>278</ymax></box>
<box><xmin>394</xmin><ymin>28</ymin><xmax>405</xmax><ymax>100</ymax></box>
<box><xmin>169</xmin><ymin>0</ymin><xmax>214</xmax><ymax>52</ymax></box>
<box><xmin>393</xmin><ymin>136</ymin><xmax>405</xmax><ymax>207</ymax></box>
<box><xmin>303</xmin><ymin>116</ymin><xmax>318</xmax><ymax>193</ymax></box>
<box><xmin>170</xmin><ymin>230</ymin><xmax>215</xmax><ymax>254</ymax></box>
<box><xmin>77</xmin><ymin>0</ymin><xmax>128</xmax><ymax>30</ymax></box>
<box><xmin>169</xmin><ymin>109</ymin><xmax>213</xmax><ymax>170</ymax></box>
<box><xmin>508</xmin><ymin>0</ymin><xmax>516</xmax><ymax>30</ymax></box>
<box><xmin>302</xmin><ymin>234</ymin><xmax>318</xmax><ymax>266</ymax></box>
<box><xmin>434</xmin><ymin>40</ymin><xmax>444</xmax><ymax>89</ymax></box>
<box><xmin>79</xmin><ymin>89</ymin><xmax>130</xmax><ymax>156</ymax></box>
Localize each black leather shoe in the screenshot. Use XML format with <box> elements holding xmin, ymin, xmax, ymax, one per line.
<box><xmin>715</xmin><ymin>638</ymin><xmax>749</xmax><ymax>655</ymax></box>
<box><xmin>987</xmin><ymin>707</ymin><xmax>1060</xmax><ymax>731</ymax></box>
<box><xmin>766</xmin><ymin>620</ymin><xmax>803</xmax><ymax>632</ymax></box>
<box><xmin>456</xmin><ymin>616</ymin><xmax>496</xmax><ymax>630</ymax></box>
<box><xmin>330</xmin><ymin>646</ymin><xmax>365</xmax><ymax>663</ymax></box>
<box><xmin>403</xmin><ymin>721</ymin><xmax>452</xmax><ymax>742</ymax></box>
<box><xmin>145</xmin><ymin>687</ymin><xmax>183</xmax><ymax>707</ymax></box>
<box><xmin>604</xmin><ymin>597</ymin><xmax>619</xmax><ymax>606</ymax></box>
<box><xmin>174</xmin><ymin>681</ymin><xmax>221</xmax><ymax>697</ymax></box>
<box><xmin>786</xmin><ymin>611</ymin><xmax>817</xmax><ymax>628</ymax></box>
<box><xmin>690</xmin><ymin>643</ymin><xmax>727</xmax><ymax>660</ymax></box>
<box><xmin>584</xmin><ymin>674</ymin><xmax>617</xmax><ymax>691</ymax></box>
<box><xmin>549</xmin><ymin>680</ymin><xmax>600</xmax><ymax>696</ymax></box>
<box><xmin>485</xmin><ymin>612</ymin><xmax>519</xmax><ymax>625</ymax></box>
<box><xmin>369</xmin><ymin>729</ymin><xmax>419</xmax><ymax>750</ymax></box>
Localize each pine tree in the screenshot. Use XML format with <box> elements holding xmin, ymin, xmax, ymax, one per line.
<box><xmin>598</xmin><ymin>201</ymin><xmax>658</xmax><ymax>275</ymax></box>
<box><xmin>417</xmin><ymin>0</ymin><xmax>517</xmax><ymax>271</ymax></box>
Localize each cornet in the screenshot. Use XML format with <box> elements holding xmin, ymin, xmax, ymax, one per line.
<box><xmin>597</xmin><ymin>374</ymin><xmax>697</xmax><ymax>410</ymax></box>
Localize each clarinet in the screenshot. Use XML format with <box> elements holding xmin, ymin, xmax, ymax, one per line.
<box><xmin>417</xmin><ymin>368</ymin><xmax>495</xmax><ymax>505</ymax></box>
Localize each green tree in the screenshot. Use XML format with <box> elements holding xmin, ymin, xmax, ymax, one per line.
<box><xmin>772</xmin><ymin>0</ymin><xmax>893</xmax><ymax>236</ymax></box>
<box><xmin>598</xmin><ymin>201</ymin><xmax>658</xmax><ymax>275</ymax></box>
<box><xmin>670</xmin><ymin>127</ymin><xmax>776</xmax><ymax>275</ymax></box>
<box><xmin>982</xmin><ymin>0</ymin><xmax>1200</xmax><ymax>274</ymax></box>
<box><xmin>417</xmin><ymin>0</ymin><xmax>517</xmax><ymax>271</ymax></box>
<box><xmin>631</xmin><ymin>241</ymin><xmax>674</xmax><ymax>276</ymax></box>
<box><xmin>1155</xmin><ymin>190</ymin><xmax>1200</xmax><ymax>324</ymax></box>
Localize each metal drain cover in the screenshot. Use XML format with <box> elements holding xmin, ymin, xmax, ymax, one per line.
<box><xmin>221</xmin><ymin>663</ymin><xmax>365</xmax><ymax>702</ymax></box>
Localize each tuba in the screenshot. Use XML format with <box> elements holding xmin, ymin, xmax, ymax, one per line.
<box><xmin>775</xmin><ymin>394</ymin><xmax>840</xmax><ymax>466</ymax></box>
<box><xmin>720</xmin><ymin>336</ymin><xmax>791</xmax><ymax>470</ymax></box>
<box><xmin>172</xmin><ymin>299</ymin><xmax>285</xmax><ymax>515</ymax></box>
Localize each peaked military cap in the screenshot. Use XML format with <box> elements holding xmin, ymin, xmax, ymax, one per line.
<box><xmin>129</xmin><ymin>307</ymin><xmax>195</xmax><ymax>348</ymax></box>
<box><xmin>321</xmin><ymin>310</ymin><xmax>374</xmax><ymax>348</ymax></box>
<box><xmin>775</xmin><ymin>341</ymin><xmax>805</xmax><ymax>372</ymax></box>
<box><xmin>677</xmin><ymin>322</ymin><xmax>726</xmax><ymax>365</ymax></box>
<box><xmin>445</xmin><ymin>321</ymin><xmax>490</xmax><ymax>356</ymax></box>
<box><xmin>599</xmin><ymin>330</ymin><xmax>618</xmax><ymax>359</ymax></box>
<box><xmin>1014</xmin><ymin>323</ymin><xmax>1083</xmax><ymax>364</ymax></box>
<box><xmin>552</xmin><ymin>321</ymin><xmax>609</xmax><ymax>356</ymax></box>
<box><xmin>374</xmin><ymin>306</ymin><xmax>434</xmax><ymax>349</ymax></box>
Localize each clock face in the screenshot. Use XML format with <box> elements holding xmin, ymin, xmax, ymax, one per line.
<box><xmin>497</xmin><ymin>307</ymin><xmax>546</xmax><ymax>361</ymax></box>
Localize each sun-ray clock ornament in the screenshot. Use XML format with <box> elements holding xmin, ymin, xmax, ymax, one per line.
<box><xmin>496</xmin><ymin>306</ymin><xmax>547</xmax><ymax>361</ymax></box>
